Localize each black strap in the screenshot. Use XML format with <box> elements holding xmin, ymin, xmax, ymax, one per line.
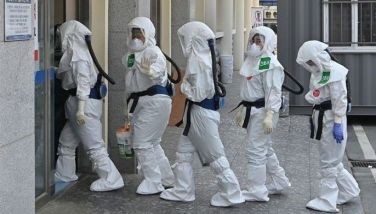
<box><xmin>230</xmin><ymin>99</ymin><xmax>265</xmax><ymax>129</ymax></box>
<box><xmin>310</xmin><ymin>100</ymin><xmax>332</xmax><ymax>140</ymax></box>
<box><xmin>127</xmin><ymin>84</ymin><xmax>172</xmax><ymax>114</ymax></box>
<box><xmin>243</xmin><ymin>106</ymin><xmax>252</xmax><ymax>129</ymax></box>
<box><xmin>181</xmin><ymin>96</ymin><xmax>220</xmax><ymax>136</ymax></box>
<box><xmin>182</xmin><ymin>101</ymin><xmax>194</xmax><ymax>136</ymax></box>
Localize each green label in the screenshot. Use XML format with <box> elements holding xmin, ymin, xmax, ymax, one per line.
<box><xmin>318</xmin><ymin>70</ymin><xmax>331</xmax><ymax>84</ymax></box>
<box><xmin>127</xmin><ymin>54</ymin><xmax>135</xmax><ymax>68</ymax></box>
<box><xmin>259</xmin><ymin>57</ymin><xmax>271</xmax><ymax>70</ymax></box>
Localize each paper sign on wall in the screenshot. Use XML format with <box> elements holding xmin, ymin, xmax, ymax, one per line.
<box><xmin>5</xmin><ymin>0</ymin><xmax>33</xmax><ymax>42</ymax></box>
<box><xmin>251</xmin><ymin>7</ymin><xmax>264</xmax><ymax>28</ymax></box>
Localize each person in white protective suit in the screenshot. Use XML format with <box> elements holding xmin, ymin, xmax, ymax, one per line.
<box><xmin>55</xmin><ymin>20</ymin><xmax>124</xmax><ymax>191</ymax></box>
<box><xmin>121</xmin><ymin>17</ymin><xmax>174</xmax><ymax>195</ymax></box>
<box><xmin>160</xmin><ymin>21</ymin><xmax>245</xmax><ymax>207</ymax></box>
<box><xmin>235</xmin><ymin>26</ymin><xmax>291</xmax><ymax>202</ymax></box>
<box><xmin>296</xmin><ymin>40</ymin><xmax>360</xmax><ymax>213</ymax></box>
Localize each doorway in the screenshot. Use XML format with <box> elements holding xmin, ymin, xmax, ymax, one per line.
<box><xmin>35</xmin><ymin>0</ymin><xmax>90</xmax><ymax>207</ymax></box>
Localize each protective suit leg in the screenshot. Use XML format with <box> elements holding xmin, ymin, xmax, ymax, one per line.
<box><xmin>88</xmin><ymin>147</ymin><xmax>124</xmax><ymax>192</ymax></box>
<box><xmin>266</xmin><ymin>146</ymin><xmax>291</xmax><ymax>194</ymax></box>
<box><xmin>242</xmin><ymin>164</ymin><xmax>269</xmax><ymax>201</ymax></box>
<box><xmin>243</xmin><ymin>110</ymin><xmax>269</xmax><ymax>201</ymax></box>
<box><xmin>135</xmin><ymin>148</ymin><xmax>165</xmax><ymax>194</ymax></box>
<box><xmin>336</xmin><ymin>163</ymin><xmax>360</xmax><ymax>204</ymax></box>
<box><xmin>160</xmin><ymin>152</ymin><xmax>195</xmax><ymax>202</ymax></box>
<box><xmin>209</xmin><ymin>156</ymin><xmax>245</xmax><ymax>207</ymax></box>
<box><xmin>306</xmin><ymin>167</ymin><xmax>339</xmax><ymax>213</ymax></box>
<box><xmin>154</xmin><ymin>144</ymin><xmax>174</xmax><ymax>187</ymax></box>
<box><xmin>55</xmin><ymin>122</ymin><xmax>80</xmax><ymax>182</ymax></box>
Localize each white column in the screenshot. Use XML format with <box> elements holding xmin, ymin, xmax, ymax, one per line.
<box><xmin>160</xmin><ymin>0</ymin><xmax>171</xmax><ymax>73</ymax></box>
<box><xmin>218</xmin><ymin>0</ymin><xmax>234</xmax><ymax>83</ymax></box>
<box><xmin>244</xmin><ymin>0</ymin><xmax>252</xmax><ymax>49</ymax></box>
<box><xmin>205</xmin><ymin>0</ymin><xmax>217</xmax><ymax>32</ymax></box>
<box><xmin>194</xmin><ymin>0</ymin><xmax>205</xmax><ymax>22</ymax></box>
<box><xmin>89</xmin><ymin>0</ymin><xmax>109</xmax><ymax>145</ymax></box>
<box><xmin>234</xmin><ymin>0</ymin><xmax>244</xmax><ymax>70</ymax></box>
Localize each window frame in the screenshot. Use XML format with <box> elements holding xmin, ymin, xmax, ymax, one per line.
<box><xmin>323</xmin><ymin>0</ymin><xmax>376</xmax><ymax>53</ymax></box>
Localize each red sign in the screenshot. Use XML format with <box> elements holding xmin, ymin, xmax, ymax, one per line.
<box><xmin>313</xmin><ymin>89</ymin><xmax>320</xmax><ymax>97</ymax></box>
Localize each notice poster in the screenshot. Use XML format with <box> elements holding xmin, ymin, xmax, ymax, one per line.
<box><xmin>5</xmin><ymin>0</ymin><xmax>33</xmax><ymax>42</ymax></box>
<box><xmin>251</xmin><ymin>7</ymin><xmax>264</xmax><ymax>28</ymax></box>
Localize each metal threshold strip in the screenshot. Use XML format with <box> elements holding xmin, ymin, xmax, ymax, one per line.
<box><xmin>349</xmin><ymin>159</ymin><xmax>376</xmax><ymax>168</ymax></box>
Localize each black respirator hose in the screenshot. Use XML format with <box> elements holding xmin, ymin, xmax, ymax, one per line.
<box><xmin>163</xmin><ymin>52</ymin><xmax>182</xmax><ymax>84</ymax></box>
<box><xmin>282</xmin><ymin>70</ymin><xmax>305</xmax><ymax>95</ymax></box>
<box><xmin>208</xmin><ymin>39</ymin><xmax>226</xmax><ymax>97</ymax></box>
<box><xmin>85</xmin><ymin>35</ymin><xmax>116</xmax><ymax>85</ymax></box>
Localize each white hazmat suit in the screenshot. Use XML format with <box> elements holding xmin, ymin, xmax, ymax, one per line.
<box><xmin>237</xmin><ymin>26</ymin><xmax>290</xmax><ymax>202</ymax></box>
<box><xmin>297</xmin><ymin>40</ymin><xmax>360</xmax><ymax>213</ymax></box>
<box><xmin>122</xmin><ymin>17</ymin><xmax>174</xmax><ymax>195</ymax></box>
<box><xmin>55</xmin><ymin>20</ymin><xmax>124</xmax><ymax>192</ymax></box>
<box><xmin>160</xmin><ymin>21</ymin><xmax>245</xmax><ymax>207</ymax></box>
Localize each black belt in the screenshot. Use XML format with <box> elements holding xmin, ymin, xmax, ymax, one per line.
<box><xmin>310</xmin><ymin>100</ymin><xmax>332</xmax><ymax>140</ymax></box>
<box><xmin>68</xmin><ymin>74</ymin><xmax>102</xmax><ymax>100</ymax></box>
<box><xmin>181</xmin><ymin>96</ymin><xmax>221</xmax><ymax>136</ymax></box>
<box><xmin>231</xmin><ymin>98</ymin><xmax>265</xmax><ymax>129</ymax></box>
<box><xmin>127</xmin><ymin>83</ymin><xmax>173</xmax><ymax>113</ymax></box>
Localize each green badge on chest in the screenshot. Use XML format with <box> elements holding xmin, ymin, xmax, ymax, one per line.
<box><xmin>318</xmin><ymin>70</ymin><xmax>331</xmax><ymax>84</ymax></box>
<box><xmin>259</xmin><ymin>57</ymin><xmax>271</xmax><ymax>70</ymax></box>
<box><xmin>127</xmin><ymin>54</ymin><xmax>135</xmax><ymax>68</ymax></box>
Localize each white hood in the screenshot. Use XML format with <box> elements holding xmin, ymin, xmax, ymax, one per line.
<box><xmin>177</xmin><ymin>21</ymin><xmax>216</xmax><ymax>102</ymax></box>
<box><xmin>57</xmin><ymin>20</ymin><xmax>96</xmax><ymax>79</ymax></box>
<box><xmin>296</xmin><ymin>40</ymin><xmax>347</xmax><ymax>89</ymax></box>
<box><xmin>240</xmin><ymin>26</ymin><xmax>283</xmax><ymax>77</ymax></box>
<box><xmin>127</xmin><ymin>17</ymin><xmax>157</xmax><ymax>52</ymax></box>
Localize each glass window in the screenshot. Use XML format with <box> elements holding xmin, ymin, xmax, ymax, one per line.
<box><xmin>328</xmin><ymin>0</ymin><xmax>352</xmax><ymax>46</ymax></box>
<box><xmin>35</xmin><ymin>0</ymin><xmax>46</xmax><ymax>197</ymax></box>
<box><xmin>324</xmin><ymin>0</ymin><xmax>376</xmax><ymax>48</ymax></box>
<box><xmin>358</xmin><ymin>0</ymin><xmax>376</xmax><ymax>46</ymax></box>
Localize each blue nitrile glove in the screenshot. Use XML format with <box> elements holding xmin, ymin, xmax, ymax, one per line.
<box><xmin>333</xmin><ymin>123</ymin><xmax>344</xmax><ymax>144</ymax></box>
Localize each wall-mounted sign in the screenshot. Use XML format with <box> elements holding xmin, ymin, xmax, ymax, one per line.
<box><xmin>251</xmin><ymin>7</ymin><xmax>264</xmax><ymax>28</ymax></box>
<box><xmin>5</xmin><ymin>0</ymin><xmax>33</xmax><ymax>42</ymax></box>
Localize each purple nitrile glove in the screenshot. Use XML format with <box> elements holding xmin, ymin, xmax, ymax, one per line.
<box><xmin>333</xmin><ymin>123</ymin><xmax>344</xmax><ymax>144</ymax></box>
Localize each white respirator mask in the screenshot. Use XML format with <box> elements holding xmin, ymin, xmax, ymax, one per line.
<box><xmin>248</xmin><ymin>43</ymin><xmax>263</xmax><ymax>57</ymax></box>
<box><xmin>127</xmin><ymin>38</ymin><xmax>145</xmax><ymax>52</ymax></box>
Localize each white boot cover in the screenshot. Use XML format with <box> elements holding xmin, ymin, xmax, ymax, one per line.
<box><xmin>336</xmin><ymin>163</ymin><xmax>360</xmax><ymax>204</ymax></box>
<box><xmin>135</xmin><ymin>148</ymin><xmax>165</xmax><ymax>194</ymax></box>
<box><xmin>88</xmin><ymin>147</ymin><xmax>124</xmax><ymax>192</ymax></box>
<box><xmin>306</xmin><ymin>167</ymin><xmax>339</xmax><ymax>213</ymax></box>
<box><xmin>160</xmin><ymin>152</ymin><xmax>195</xmax><ymax>202</ymax></box>
<box><xmin>55</xmin><ymin>144</ymin><xmax>79</xmax><ymax>182</ymax></box>
<box><xmin>154</xmin><ymin>144</ymin><xmax>175</xmax><ymax>187</ymax></box>
<box><xmin>209</xmin><ymin>156</ymin><xmax>245</xmax><ymax>207</ymax></box>
<box><xmin>266</xmin><ymin>153</ymin><xmax>291</xmax><ymax>194</ymax></box>
<box><xmin>242</xmin><ymin>164</ymin><xmax>269</xmax><ymax>202</ymax></box>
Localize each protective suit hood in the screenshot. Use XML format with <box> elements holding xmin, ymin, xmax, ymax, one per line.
<box><xmin>177</xmin><ymin>21</ymin><xmax>216</xmax><ymax>101</ymax></box>
<box><xmin>296</xmin><ymin>40</ymin><xmax>348</xmax><ymax>89</ymax></box>
<box><xmin>240</xmin><ymin>26</ymin><xmax>283</xmax><ymax>77</ymax></box>
<box><xmin>177</xmin><ymin>21</ymin><xmax>215</xmax><ymax>74</ymax></box>
<box><xmin>177</xmin><ymin>21</ymin><xmax>215</xmax><ymax>57</ymax></box>
<box><xmin>127</xmin><ymin>17</ymin><xmax>156</xmax><ymax>51</ymax></box>
<box><xmin>248</xmin><ymin>26</ymin><xmax>277</xmax><ymax>54</ymax></box>
<box><xmin>57</xmin><ymin>20</ymin><xmax>96</xmax><ymax>79</ymax></box>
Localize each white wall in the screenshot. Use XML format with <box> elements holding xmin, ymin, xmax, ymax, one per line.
<box><xmin>0</xmin><ymin>0</ymin><xmax>35</xmax><ymax>212</ymax></box>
